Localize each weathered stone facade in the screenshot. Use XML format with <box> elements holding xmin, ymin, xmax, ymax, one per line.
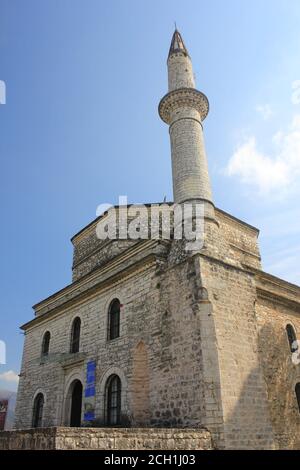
<box><xmin>255</xmin><ymin>272</ymin><xmax>300</xmax><ymax>449</ymax></box>
<box><xmin>14</xmin><ymin>29</ymin><xmax>300</xmax><ymax>450</ymax></box>
<box><xmin>0</xmin><ymin>427</ymin><xmax>213</xmax><ymax>450</ymax></box>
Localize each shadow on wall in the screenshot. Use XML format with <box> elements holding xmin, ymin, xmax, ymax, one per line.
<box><xmin>224</xmin><ymin>321</ymin><xmax>300</xmax><ymax>450</ymax></box>
<box><xmin>223</xmin><ymin>366</ymin><xmax>275</xmax><ymax>450</ymax></box>
<box><xmin>257</xmin><ymin>321</ymin><xmax>300</xmax><ymax>449</ymax></box>
<box><xmin>131</xmin><ymin>341</ymin><xmax>150</xmax><ymax>426</ymax></box>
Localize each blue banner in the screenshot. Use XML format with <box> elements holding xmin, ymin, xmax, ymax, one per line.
<box><xmin>83</xmin><ymin>360</ymin><xmax>96</xmax><ymax>421</ymax></box>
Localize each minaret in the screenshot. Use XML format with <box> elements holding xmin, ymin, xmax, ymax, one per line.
<box><xmin>159</xmin><ymin>29</ymin><xmax>214</xmax><ymax>219</ymax></box>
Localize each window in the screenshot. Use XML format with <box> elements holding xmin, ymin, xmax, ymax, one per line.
<box><xmin>295</xmin><ymin>383</ymin><xmax>300</xmax><ymax>413</ymax></box>
<box><xmin>286</xmin><ymin>324</ymin><xmax>298</xmax><ymax>353</ymax></box>
<box><xmin>32</xmin><ymin>393</ymin><xmax>44</xmax><ymax>428</ymax></box>
<box><xmin>108</xmin><ymin>299</ymin><xmax>120</xmax><ymax>340</ymax></box>
<box><xmin>41</xmin><ymin>331</ymin><xmax>50</xmax><ymax>357</ymax></box>
<box><xmin>70</xmin><ymin>317</ymin><xmax>81</xmax><ymax>353</ymax></box>
<box><xmin>106</xmin><ymin>374</ymin><xmax>121</xmax><ymax>425</ymax></box>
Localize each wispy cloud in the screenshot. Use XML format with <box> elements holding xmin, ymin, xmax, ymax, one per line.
<box><xmin>0</xmin><ymin>370</ymin><xmax>19</xmax><ymax>384</ymax></box>
<box><xmin>256</xmin><ymin>104</ymin><xmax>273</xmax><ymax>120</ymax></box>
<box><xmin>291</xmin><ymin>80</ymin><xmax>300</xmax><ymax>105</ymax></box>
<box><xmin>226</xmin><ymin>114</ymin><xmax>300</xmax><ymax>196</ymax></box>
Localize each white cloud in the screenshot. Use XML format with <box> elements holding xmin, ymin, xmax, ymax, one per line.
<box><xmin>291</xmin><ymin>80</ymin><xmax>300</xmax><ymax>105</ymax></box>
<box><xmin>0</xmin><ymin>80</ymin><xmax>6</xmax><ymax>105</ymax></box>
<box><xmin>256</xmin><ymin>104</ymin><xmax>273</xmax><ymax>120</ymax></box>
<box><xmin>0</xmin><ymin>370</ymin><xmax>19</xmax><ymax>384</ymax></box>
<box><xmin>226</xmin><ymin>114</ymin><xmax>300</xmax><ymax>196</ymax></box>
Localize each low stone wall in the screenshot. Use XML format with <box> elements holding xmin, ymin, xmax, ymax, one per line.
<box><xmin>0</xmin><ymin>427</ymin><xmax>213</xmax><ymax>450</ymax></box>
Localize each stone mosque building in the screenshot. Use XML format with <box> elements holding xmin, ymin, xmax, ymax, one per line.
<box><xmin>13</xmin><ymin>30</ymin><xmax>300</xmax><ymax>449</ymax></box>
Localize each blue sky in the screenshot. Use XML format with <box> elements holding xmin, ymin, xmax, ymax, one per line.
<box><xmin>1</xmin><ymin>0</ymin><xmax>300</xmax><ymax>391</ymax></box>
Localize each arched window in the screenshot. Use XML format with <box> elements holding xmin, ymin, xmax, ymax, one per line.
<box><xmin>41</xmin><ymin>331</ymin><xmax>50</xmax><ymax>357</ymax></box>
<box><xmin>295</xmin><ymin>383</ymin><xmax>300</xmax><ymax>413</ymax></box>
<box><xmin>286</xmin><ymin>324</ymin><xmax>298</xmax><ymax>353</ymax></box>
<box><xmin>70</xmin><ymin>317</ymin><xmax>81</xmax><ymax>353</ymax></box>
<box><xmin>106</xmin><ymin>375</ymin><xmax>121</xmax><ymax>425</ymax></box>
<box><xmin>108</xmin><ymin>299</ymin><xmax>120</xmax><ymax>340</ymax></box>
<box><xmin>32</xmin><ymin>393</ymin><xmax>44</xmax><ymax>428</ymax></box>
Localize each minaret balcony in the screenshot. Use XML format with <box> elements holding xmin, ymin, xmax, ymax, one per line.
<box><xmin>159</xmin><ymin>87</ymin><xmax>209</xmax><ymax>125</ymax></box>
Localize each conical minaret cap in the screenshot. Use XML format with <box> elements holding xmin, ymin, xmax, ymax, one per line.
<box><xmin>168</xmin><ymin>29</ymin><xmax>189</xmax><ymax>59</ymax></box>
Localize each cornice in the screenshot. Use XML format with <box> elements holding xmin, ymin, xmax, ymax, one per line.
<box><xmin>256</xmin><ymin>288</ymin><xmax>300</xmax><ymax>312</ymax></box>
<box><xmin>21</xmin><ymin>253</ymin><xmax>158</xmax><ymax>331</ymax></box>
<box><xmin>255</xmin><ymin>269</ymin><xmax>300</xmax><ymax>310</ymax></box>
<box><xmin>215</xmin><ymin>208</ymin><xmax>259</xmax><ymax>235</ymax></box>
<box><xmin>29</xmin><ymin>240</ymin><xmax>165</xmax><ymax>320</ymax></box>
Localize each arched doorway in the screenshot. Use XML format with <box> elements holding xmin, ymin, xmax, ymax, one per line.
<box><xmin>66</xmin><ymin>379</ymin><xmax>83</xmax><ymax>427</ymax></box>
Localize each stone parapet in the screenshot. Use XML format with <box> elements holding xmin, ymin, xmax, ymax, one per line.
<box><xmin>0</xmin><ymin>427</ymin><xmax>213</xmax><ymax>450</ymax></box>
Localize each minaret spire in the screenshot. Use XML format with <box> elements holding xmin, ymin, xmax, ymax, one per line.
<box><xmin>159</xmin><ymin>29</ymin><xmax>215</xmax><ymax>219</ymax></box>
<box><xmin>168</xmin><ymin>29</ymin><xmax>189</xmax><ymax>59</ymax></box>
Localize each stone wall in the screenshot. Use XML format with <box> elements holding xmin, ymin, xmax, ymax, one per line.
<box><xmin>169</xmin><ymin>108</ymin><xmax>212</xmax><ymax>204</ymax></box>
<box><xmin>15</xmin><ymin>201</ymin><xmax>300</xmax><ymax>450</ymax></box>
<box><xmin>15</xmin><ymin>250</ymin><xmax>208</xmax><ymax>431</ymax></box>
<box><xmin>199</xmin><ymin>255</ymin><xmax>275</xmax><ymax>449</ymax></box>
<box><xmin>71</xmin><ymin>205</ymin><xmax>172</xmax><ymax>282</ymax></box>
<box><xmin>70</xmin><ymin>205</ymin><xmax>261</xmax><ymax>284</ymax></box>
<box><xmin>215</xmin><ymin>209</ymin><xmax>261</xmax><ymax>270</ymax></box>
<box><xmin>71</xmin><ymin>210</ymin><xmax>140</xmax><ymax>282</ymax></box>
<box><xmin>167</xmin><ymin>52</ymin><xmax>195</xmax><ymax>91</ymax></box>
<box><xmin>131</xmin><ymin>341</ymin><xmax>150</xmax><ymax>425</ymax></box>
<box><xmin>255</xmin><ymin>274</ymin><xmax>300</xmax><ymax>449</ymax></box>
<box><xmin>0</xmin><ymin>427</ymin><xmax>213</xmax><ymax>450</ymax></box>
